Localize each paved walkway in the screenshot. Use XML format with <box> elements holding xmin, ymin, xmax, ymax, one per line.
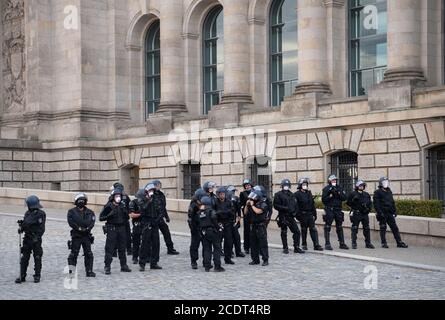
<box><xmin>0</xmin><ymin>205</ymin><xmax>444</xmax><ymax>300</ymax></box>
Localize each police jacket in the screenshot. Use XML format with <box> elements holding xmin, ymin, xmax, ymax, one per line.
<box><xmin>247</xmin><ymin>200</ymin><xmax>268</xmax><ymax>225</ymax></box>
<box><xmin>229</xmin><ymin>195</ymin><xmax>242</xmax><ymax>218</ymax></box>
<box><xmin>139</xmin><ymin>195</ymin><xmax>162</xmax><ymax>225</ymax></box>
<box><xmin>199</xmin><ymin>208</ymin><xmax>219</xmax><ymax>230</ymax></box>
<box><xmin>373</xmin><ymin>187</ymin><xmax>396</xmax><ymax>217</ymax></box>
<box><xmin>347</xmin><ymin>191</ymin><xmax>373</xmax><ymax>214</ymax></box>
<box><xmin>99</xmin><ymin>202</ymin><xmax>129</xmax><ymax>225</ymax></box>
<box><xmin>68</xmin><ymin>207</ymin><xmax>95</xmax><ymax>235</ymax></box>
<box><xmin>215</xmin><ymin>198</ymin><xmax>234</xmax><ymax>224</ymax></box>
<box><xmin>240</xmin><ymin>190</ymin><xmax>250</xmax><ymax>210</ymax></box>
<box><xmin>188</xmin><ymin>199</ymin><xmax>201</xmax><ymax>229</ymax></box>
<box><xmin>129</xmin><ymin>197</ymin><xmax>143</xmax><ymax>223</ymax></box>
<box><xmin>322</xmin><ymin>185</ymin><xmax>347</xmax><ymax>209</ymax></box>
<box><xmin>273</xmin><ymin>190</ymin><xmax>298</xmax><ymax>216</ymax></box>
<box><xmin>21</xmin><ymin>209</ymin><xmax>46</xmax><ymax>237</ymax></box>
<box><xmin>294</xmin><ymin>190</ymin><xmax>317</xmax><ymax>216</ymax></box>
<box><xmin>155</xmin><ymin>190</ymin><xmax>169</xmax><ymax>220</ymax></box>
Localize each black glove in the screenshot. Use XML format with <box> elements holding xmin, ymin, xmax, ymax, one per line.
<box><xmin>187</xmin><ymin>218</ymin><xmax>192</xmax><ymax>229</ymax></box>
<box><xmin>166</xmin><ymin>217</ymin><xmax>171</xmax><ymax>223</ymax></box>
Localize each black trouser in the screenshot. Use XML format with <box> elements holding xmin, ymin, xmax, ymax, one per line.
<box><xmin>159</xmin><ymin>218</ymin><xmax>174</xmax><ymax>251</ymax></box>
<box><xmin>250</xmin><ymin>224</ymin><xmax>268</xmax><ymax>263</ymax></box>
<box><xmin>132</xmin><ymin>222</ymin><xmax>143</xmax><ymax>260</ymax></box>
<box><xmin>299</xmin><ymin>214</ymin><xmax>320</xmax><ymax>247</ymax></box>
<box><xmin>243</xmin><ymin>216</ymin><xmax>250</xmax><ymax>252</ymax></box>
<box><xmin>190</xmin><ymin>226</ymin><xmax>202</xmax><ymax>264</ymax></box>
<box><xmin>104</xmin><ymin>225</ymin><xmax>127</xmax><ymax>267</ymax></box>
<box><xmin>222</xmin><ymin>222</ymin><xmax>234</xmax><ymax>261</ymax></box>
<box><xmin>323</xmin><ymin>207</ymin><xmax>346</xmax><ymax>245</ymax></box>
<box><xmin>350</xmin><ymin>212</ymin><xmax>371</xmax><ymax>245</ymax></box>
<box><xmin>202</xmin><ymin>228</ymin><xmax>222</xmax><ymax>269</ymax></box>
<box><xmin>20</xmin><ymin>235</ymin><xmax>43</xmax><ymax>278</ymax></box>
<box><xmin>279</xmin><ymin>215</ymin><xmax>300</xmax><ymax>250</ymax></box>
<box><xmin>232</xmin><ymin>223</ymin><xmax>242</xmax><ymax>255</ymax></box>
<box><xmin>126</xmin><ymin>221</ymin><xmax>132</xmax><ymax>253</ymax></box>
<box><xmin>139</xmin><ymin>223</ymin><xmax>160</xmax><ymax>267</ymax></box>
<box><xmin>378</xmin><ymin>214</ymin><xmax>402</xmax><ymax>245</ymax></box>
<box><xmin>68</xmin><ymin>234</ymin><xmax>93</xmax><ymax>273</ymax></box>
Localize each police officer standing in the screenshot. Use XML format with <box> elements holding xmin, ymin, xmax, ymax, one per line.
<box><xmin>246</xmin><ymin>189</ymin><xmax>269</xmax><ymax>266</ymax></box>
<box><xmin>240</xmin><ymin>179</ymin><xmax>253</xmax><ymax>254</ymax></box>
<box><xmin>112</xmin><ymin>182</ymin><xmax>132</xmax><ymax>256</ymax></box>
<box><xmin>199</xmin><ymin>196</ymin><xmax>225</xmax><ymax>272</ymax></box>
<box><xmin>151</xmin><ymin>180</ymin><xmax>179</xmax><ymax>255</ymax></box>
<box><xmin>67</xmin><ymin>193</ymin><xmax>96</xmax><ymax>277</ymax></box>
<box><xmin>15</xmin><ymin>196</ymin><xmax>46</xmax><ymax>284</ymax></box>
<box><xmin>273</xmin><ymin>179</ymin><xmax>304</xmax><ymax>254</ymax></box>
<box><xmin>322</xmin><ymin>175</ymin><xmax>349</xmax><ymax>250</ymax></box>
<box><xmin>215</xmin><ymin>186</ymin><xmax>235</xmax><ymax>265</ymax></box>
<box><xmin>99</xmin><ymin>187</ymin><xmax>132</xmax><ymax>274</ymax></box>
<box><xmin>347</xmin><ymin>180</ymin><xmax>375</xmax><ymax>249</ymax></box>
<box><xmin>129</xmin><ymin>189</ymin><xmax>145</xmax><ymax>264</ymax></box>
<box><xmin>295</xmin><ymin>178</ymin><xmax>323</xmax><ymax>251</ymax></box>
<box><xmin>188</xmin><ymin>189</ymin><xmax>207</xmax><ymax>269</ymax></box>
<box><xmin>139</xmin><ymin>183</ymin><xmax>163</xmax><ymax>271</ymax></box>
<box><xmin>373</xmin><ymin>177</ymin><xmax>408</xmax><ymax>249</ymax></box>
<box><xmin>226</xmin><ymin>185</ymin><xmax>245</xmax><ymax>258</ymax></box>
<box><xmin>203</xmin><ymin>181</ymin><xmax>218</xmax><ymax>208</ymax></box>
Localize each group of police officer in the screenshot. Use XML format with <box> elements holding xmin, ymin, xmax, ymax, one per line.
<box><xmin>14</xmin><ymin>174</ymin><xmax>407</xmax><ymax>282</ymax></box>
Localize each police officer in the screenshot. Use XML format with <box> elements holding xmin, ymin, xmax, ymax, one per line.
<box><xmin>139</xmin><ymin>183</ymin><xmax>163</xmax><ymax>271</ymax></box>
<box><xmin>245</xmin><ymin>189</ymin><xmax>269</xmax><ymax>266</ymax></box>
<box><xmin>202</xmin><ymin>181</ymin><xmax>218</xmax><ymax>209</ymax></box>
<box><xmin>215</xmin><ymin>186</ymin><xmax>235</xmax><ymax>265</ymax></box>
<box><xmin>347</xmin><ymin>180</ymin><xmax>375</xmax><ymax>249</ymax></box>
<box><xmin>15</xmin><ymin>196</ymin><xmax>46</xmax><ymax>284</ymax></box>
<box><xmin>99</xmin><ymin>187</ymin><xmax>132</xmax><ymax>274</ymax></box>
<box><xmin>67</xmin><ymin>193</ymin><xmax>96</xmax><ymax>277</ymax></box>
<box><xmin>373</xmin><ymin>177</ymin><xmax>408</xmax><ymax>249</ymax></box>
<box><xmin>188</xmin><ymin>188</ymin><xmax>207</xmax><ymax>269</ymax></box>
<box><xmin>254</xmin><ymin>185</ymin><xmax>273</xmax><ymax>226</ymax></box>
<box><xmin>240</xmin><ymin>179</ymin><xmax>253</xmax><ymax>254</ymax></box>
<box><xmin>129</xmin><ymin>189</ymin><xmax>145</xmax><ymax>264</ymax></box>
<box><xmin>322</xmin><ymin>175</ymin><xmax>349</xmax><ymax>250</ymax></box>
<box><xmin>295</xmin><ymin>178</ymin><xmax>323</xmax><ymax>251</ymax></box>
<box><xmin>226</xmin><ymin>185</ymin><xmax>245</xmax><ymax>258</ymax></box>
<box><xmin>151</xmin><ymin>180</ymin><xmax>179</xmax><ymax>255</ymax></box>
<box><xmin>199</xmin><ymin>196</ymin><xmax>225</xmax><ymax>272</ymax></box>
<box><xmin>273</xmin><ymin>179</ymin><xmax>304</xmax><ymax>254</ymax></box>
<box><xmin>112</xmin><ymin>182</ymin><xmax>132</xmax><ymax>256</ymax></box>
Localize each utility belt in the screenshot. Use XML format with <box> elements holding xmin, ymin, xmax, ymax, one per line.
<box><xmin>352</xmin><ymin>210</ymin><xmax>369</xmax><ymax>215</ymax></box>
<box><xmin>102</xmin><ymin>223</ymin><xmax>125</xmax><ymax>234</ymax></box>
<box><xmin>299</xmin><ymin>210</ymin><xmax>313</xmax><ymax>215</ymax></box>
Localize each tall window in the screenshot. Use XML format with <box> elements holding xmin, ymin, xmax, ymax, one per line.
<box><xmin>428</xmin><ymin>146</ymin><xmax>445</xmax><ymax>204</ymax></box>
<box><xmin>203</xmin><ymin>6</ymin><xmax>224</xmax><ymax>115</ymax></box>
<box><xmin>270</xmin><ymin>0</ymin><xmax>298</xmax><ymax>107</ymax></box>
<box><xmin>330</xmin><ymin>151</ymin><xmax>358</xmax><ymax>193</ymax></box>
<box><xmin>349</xmin><ymin>0</ymin><xmax>387</xmax><ymax>96</ymax></box>
<box><xmin>183</xmin><ymin>162</ymin><xmax>201</xmax><ymax>199</ymax></box>
<box><xmin>145</xmin><ymin>20</ymin><xmax>160</xmax><ymax>119</ymax></box>
<box><xmin>249</xmin><ymin>157</ymin><xmax>273</xmax><ymax>199</ymax></box>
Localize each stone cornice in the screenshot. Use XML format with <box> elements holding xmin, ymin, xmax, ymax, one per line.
<box><xmin>323</xmin><ymin>0</ymin><xmax>345</xmax><ymax>8</ymax></box>
<box><xmin>181</xmin><ymin>33</ymin><xmax>199</xmax><ymax>40</ymax></box>
<box><xmin>248</xmin><ymin>18</ymin><xmax>265</xmax><ymax>26</ymax></box>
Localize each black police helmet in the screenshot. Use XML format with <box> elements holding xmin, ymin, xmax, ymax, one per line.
<box><xmin>25</xmin><ymin>195</ymin><xmax>42</xmax><ymax>210</ymax></box>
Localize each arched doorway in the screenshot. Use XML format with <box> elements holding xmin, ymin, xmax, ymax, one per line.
<box><xmin>330</xmin><ymin>151</ymin><xmax>358</xmax><ymax>193</ymax></box>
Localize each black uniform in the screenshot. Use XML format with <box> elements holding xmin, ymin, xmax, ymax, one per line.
<box><xmin>199</xmin><ymin>207</ymin><xmax>222</xmax><ymax>270</ymax></box>
<box><xmin>322</xmin><ymin>184</ymin><xmax>347</xmax><ymax>246</ymax></box>
<box><xmin>295</xmin><ymin>190</ymin><xmax>321</xmax><ymax>249</ymax></box>
<box><xmin>139</xmin><ymin>194</ymin><xmax>163</xmax><ymax>268</ymax></box>
<box><xmin>229</xmin><ymin>194</ymin><xmax>243</xmax><ymax>256</ymax></box>
<box><xmin>188</xmin><ymin>199</ymin><xmax>202</xmax><ymax>266</ymax></box>
<box><xmin>129</xmin><ymin>197</ymin><xmax>144</xmax><ymax>262</ymax></box>
<box><xmin>18</xmin><ymin>209</ymin><xmax>46</xmax><ymax>281</ymax></box>
<box><xmin>247</xmin><ymin>200</ymin><xmax>269</xmax><ymax>263</ymax></box>
<box><xmin>240</xmin><ymin>189</ymin><xmax>251</xmax><ymax>253</ymax></box>
<box><xmin>215</xmin><ymin>197</ymin><xmax>234</xmax><ymax>263</ymax></box>
<box><xmin>67</xmin><ymin>207</ymin><xmax>95</xmax><ymax>274</ymax></box>
<box><xmin>155</xmin><ymin>190</ymin><xmax>176</xmax><ymax>253</ymax></box>
<box><xmin>273</xmin><ymin>190</ymin><xmax>300</xmax><ymax>250</ymax></box>
<box><xmin>373</xmin><ymin>187</ymin><xmax>404</xmax><ymax>246</ymax></box>
<box><xmin>347</xmin><ymin>191</ymin><xmax>373</xmax><ymax>247</ymax></box>
<box><xmin>100</xmin><ymin>201</ymin><xmax>129</xmax><ymax>268</ymax></box>
<box><xmin>122</xmin><ymin>193</ymin><xmax>133</xmax><ymax>255</ymax></box>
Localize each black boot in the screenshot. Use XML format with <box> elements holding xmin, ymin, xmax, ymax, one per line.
<box><xmin>214</xmin><ymin>266</ymin><xmax>225</xmax><ymax>272</ymax></box>
<box><xmin>337</xmin><ymin>228</ymin><xmax>348</xmax><ymax>250</ymax></box>
<box><xmin>86</xmin><ymin>271</ymin><xmax>96</xmax><ymax>277</ymax></box>
<box><xmin>150</xmin><ymin>264</ymin><xmax>163</xmax><ymax>270</ymax></box>
<box><xmin>191</xmin><ymin>262</ymin><xmax>198</xmax><ymax>270</ymax></box>
<box><xmin>121</xmin><ymin>265</ymin><xmax>132</xmax><ymax>272</ymax></box>
<box><xmin>236</xmin><ymin>252</ymin><xmax>246</xmax><ymax>258</ymax></box>
<box><xmin>167</xmin><ymin>248</ymin><xmax>180</xmax><ymax>255</ymax></box>
<box><xmin>324</xmin><ymin>227</ymin><xmax>332</xmax><ymax>250</ymax></box>
<box><xmin>294</xmin><ymin>247</ymin><xmax>305</xmax><ymax>254</ymax></box>
<box><xmin>33</xmin><ymin>275</ymin><xmax>41</xmax><ymax>283</ymax></box>
<box><xmin>364</xmin><ymin>228</ymin><xmax>374</xmax><ymax>249</ymax></box>
<box><xmin>15</xmin><ymin>275</ymin><xmax>26</xmax><ymax>284</ymax></box>
<box><xmin>104</xmin><ymin>266</ymin><xmax>111</xmax><ymax>275</ymax></box>
<box><xmin>310</xmin><ymin>228</ymin><xmax>323</xmax><ymax>251</ymax></box>
<box><xmin>351</xmin><ymin>227</ymin><xmax>358</xmax><ymax>249</ymax></box>
<box><xmin>397</xmin><ymin>242</ymin><xmax>408</xmax><ymax>248</ymax></box>
<box><xmin>283</xmin><ymin>248</ymin><xmax>289</xmax><ymax>254</ymax></box>
<box><xmin>380</xmin><ymin>227</ymin><xmax>388</xmax><ymax>248</ymax></box>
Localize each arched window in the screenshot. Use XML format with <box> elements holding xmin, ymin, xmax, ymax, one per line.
<box><xmin>349</xmin><ymin>0</ymin><xmax>387</xmax><ymax>96</ymax></box>
<box><xmin>330</xmin><ymin>151</ymin><xmax>358</xmax><ymax>193</ymax></box>
<box><xmin>269</xmin><ymin>0</ymin><xmax>298</xmax><ymax>107</ymax></box>
<box><xmin>428</xmin><ymin>145</ymin><xmax>445</xmax><ymax>203</ymax></box>
<box><xmin>145</xmin><ymin>20</ymin><xmax>160</xmax><ymax>119</ymax></box>
<box><xmin>203</xmin><ymin>5</ymin><xmax>224</xmax><ymax>115</ymax></box>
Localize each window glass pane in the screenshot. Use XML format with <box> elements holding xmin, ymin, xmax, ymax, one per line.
<box><xmin>145</xmin><ymin>20</ymin><xmax>161</xmax><ymax>119</ymax></box>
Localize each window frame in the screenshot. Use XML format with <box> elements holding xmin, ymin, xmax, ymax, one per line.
<box><xmin>144</xmin><ymin>20</ymin><xmax>161</xmax><ymax>120</ymax></box>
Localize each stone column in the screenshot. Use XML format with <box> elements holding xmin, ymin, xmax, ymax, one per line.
<box><xmin>220</xmin><ymin>0</ymin><xmax>252</xmax><ymax>105</ymax></box>
<box><xmin>294</xmin><ymin>0</ymin><xmax>331</xmax><ymax>95</ymax></box>
<box><xmin>157</xmin><ymin>0</ymin><xmax>187</xmax><ymax>114</ymax></box>
<box><xmin>384</xmin><ymin>0</ymin><xmax>425</xmax><ymax>82</ymax></box>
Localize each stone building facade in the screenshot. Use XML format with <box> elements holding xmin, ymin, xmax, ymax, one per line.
<box><xmin>1</xmin><ymin>0</ymin><xmax>445</xmax><ymax>202</ymax></box>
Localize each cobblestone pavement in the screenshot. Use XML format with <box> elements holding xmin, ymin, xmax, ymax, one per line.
<box><xmin>0</xmin><ymin>215</ymin><xmax>444</xmax><ymax>300</ymax></box>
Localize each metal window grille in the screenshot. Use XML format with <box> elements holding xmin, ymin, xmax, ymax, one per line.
<box><xmin>330</xmin><ymin>151</ymin><xmax>358</xmax><ymax>193</ymax></box>
<box><xmin>249</xmin><ymin>158</ymin><xmax>273</xmax><ymax>198</ymax></box>
<box><xmin>183</xmin><ymin>163</ymin><xmax>201</xmax><ymax>200</ymax></box>
<box><xmin>428</xmin><ymin>146</ymin><xmax>445</xmax><ymax>204</ymax></box>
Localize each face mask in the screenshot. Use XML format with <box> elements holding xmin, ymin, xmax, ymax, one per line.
<box><xmin>302</xmin><ymin>185</ymin><xmax>308</xmax><ymax>191</ymax></box>
<box><xmin>358</xmin><ymin>187</ymin><xmax>364</xmax><ymax>192</ymax></box>
<box><xmin>331</xmin><ymin>182</ymin><xmax>337</xmax><ymax>187</ymax></box>
<box><xmin>114</xmin><ymin>196</ymin><xmax>122</xmax><ymax>204</ymax></box>
<box><xmin>149</xmin><ymin>192</ymin><xmax>154</xmax><ymax>197</ymax></box>
<box><xmin>283</xmin><ymin>186</ymin><xmax>290</xmax><ymax>191</ymax></box>
<box><xmin>76</xmin><ymin>201</ymin><xmax>86</xmax><ymax>209</ymax></box>
<box><xmin>382</xmin><ymin>181</ymin><xmax>389</xmax><ymax>189</ymax></box>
